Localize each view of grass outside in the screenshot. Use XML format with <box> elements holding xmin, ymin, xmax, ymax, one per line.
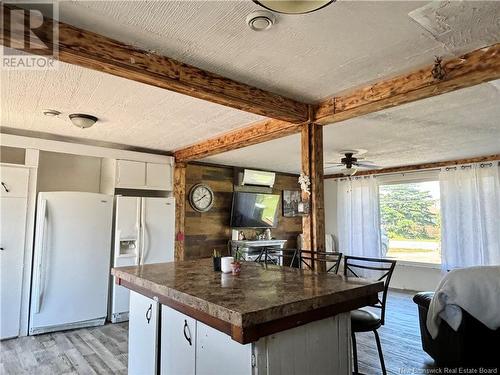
<box><xmin>379</xmin><ymin>181</ymin><xmax>441</xmax><ymax>264</ymax></box>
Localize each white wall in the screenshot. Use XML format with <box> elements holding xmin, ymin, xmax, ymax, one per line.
<box><xmin>37</xmin><ymin>151</ymin><xmax>102</xmax><ymax>193</ymax></box>
<box><xmin>324</xmin><ymin>178</ymin><xmax>443</xmax><ymax>292</ymax></box>
<box><xmin>390</xmin><ymin>263</ymin><xmax>442</xmax><ymax>291</ymax></box>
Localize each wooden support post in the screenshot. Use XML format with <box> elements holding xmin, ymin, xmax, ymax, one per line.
<box><xmin>174</xmin><ymin>162</ymin><xmax>186</xmax><ymax>261</ymax></box>
<box><xmin>301</xmin><ymin>123</ymin><xmax>326</xmax><ymax>271</ymax></box>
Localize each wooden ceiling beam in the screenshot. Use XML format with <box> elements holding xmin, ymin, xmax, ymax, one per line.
<box><xmin>174</xmin><ymin>118</ymin><xmax>306</xmax><ymax>162</ymax></box>
<box><xmin>0</xmin><ymin>4</ymin><xmax>309</xmax><ymax>123</ymax></box>
<box><xmin>324</xmin><ymin>154</ymin><xmax>500</xmax><ymax>179</ymax></box>
<box><xmin>314</xmin><ymin>43</ymin><xmax>500</xmax><ymax>125</ymax></box>
<box><xmin>175</xmin><ymin>44</ymin><xmax>500</xmax><ymax>162</ymax></box>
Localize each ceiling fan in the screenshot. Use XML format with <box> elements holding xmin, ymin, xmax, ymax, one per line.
<box><xmin>325</xmin><ymin>150</ymin><xmax>381</xmax><ymax>176</ymax></box>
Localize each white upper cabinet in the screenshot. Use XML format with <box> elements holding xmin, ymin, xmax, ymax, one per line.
<box><xmin>115</xmin><ymin>160</ymin><xmax>146</xmax><ymax>189</ymax></box>
<box><xmin>146</xmin><ymin>162</ymin><xmax>172</xmax><ymax>191</ymax></box>
<box><xmin>114</xmin><ymin>160</ymin><xmax>172</xmax><ymax>191</ymax></box>
<box><xmin>0</xmin><ymin>165</ymin><xmax>29</xmax><ymax>197</ymax></box>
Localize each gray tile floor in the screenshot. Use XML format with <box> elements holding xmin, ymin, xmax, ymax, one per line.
<box><xmin>1</xmin><ymin>291</ymin><xmax>433</xmax><ymax>374</ymax></box>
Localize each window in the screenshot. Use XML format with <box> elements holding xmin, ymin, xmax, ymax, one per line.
<box><xmin>378</xmin><ymin>179</ymin><xmax>441</xmax><ymax>264</ymax></box>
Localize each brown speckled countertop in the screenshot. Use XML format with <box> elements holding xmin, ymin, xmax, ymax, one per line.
<box><xmin>112</xmin><ymin>258</ymin><xmax>383</xmax><ymax>342</ymax></box>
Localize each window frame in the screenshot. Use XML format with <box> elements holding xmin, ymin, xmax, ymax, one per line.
<box><xmin>376</xmin><ymin>170</ymin><xmax>441</xmax><ymax>266</ymax></box>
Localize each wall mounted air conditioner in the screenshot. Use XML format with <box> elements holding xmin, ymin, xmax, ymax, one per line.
<box><xmin>241</xmin><ymin>169</ymin><xmax>275</xmax><ymax>188</ymax></box>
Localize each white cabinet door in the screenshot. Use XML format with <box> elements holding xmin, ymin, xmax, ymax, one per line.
<box><xmin>146</xmin><ymin>163</ymin><xmax>172</xmax><ymax>190</ymax></box>
<box><xmin>129</xmin><ymin>291</ymin><xmax>159</xmax><ymax>375</ymax></box>
<box><xmin>115</xmin><ymin>160</ymin><xmax>146</xmax><ymax>188</ymax></box>
<box><xmin>0</xmin><ymin>197</ymin><xmax>28</xmax><ymax>339</ymax></box>
<box><xmin>196</xmin><ymin>321</ymin><xmax>252</xmax><ymax>375</ymax></box>
<box><xmin>0</xmin><ymin>165</ymin><xmax>29</xmax><ymax>197</ymax></box>
<box><xmin>161</xmin><ymin>305</ymin><xmax>196</xmax><ymax>375</ymax></box>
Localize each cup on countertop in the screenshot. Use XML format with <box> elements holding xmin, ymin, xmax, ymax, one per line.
<box><xmin>221</xmin><ymin>256</ymin><xmax>234</xmax><ymax>273</ymax></box>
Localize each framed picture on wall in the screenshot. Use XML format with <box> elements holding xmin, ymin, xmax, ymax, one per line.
<box><xmin>282</xmin><ymin>190</ymin><xmax>301</xmax><ymax>217</ymax></box>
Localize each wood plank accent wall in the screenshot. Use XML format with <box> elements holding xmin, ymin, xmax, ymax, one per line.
<box><xmin>184</xmin><ymin>163</ymin><xmax>302</xmax><ymax>260</ymax></box>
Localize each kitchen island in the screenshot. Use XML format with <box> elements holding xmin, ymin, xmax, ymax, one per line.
<box><xmin>112</xmin><ymin>258</ymin><xmax>383</xmax><ymax>375</ymax></box>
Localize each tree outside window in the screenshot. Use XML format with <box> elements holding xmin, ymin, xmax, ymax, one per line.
<box><xmin>379</xmin><ymin>181</ymin><xmax>441</xmax><ymax>264</ymax></box>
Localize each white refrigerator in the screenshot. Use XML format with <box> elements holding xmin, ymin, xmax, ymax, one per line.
<box><xmin>110</xmin><ymin>196</ymin><xmax>175</xmax><ymax>323</ymax></box>
<box><xmin>29</xmin><ymin>192</ymin><xmax>113</xmax><ymax>335</ymax></box>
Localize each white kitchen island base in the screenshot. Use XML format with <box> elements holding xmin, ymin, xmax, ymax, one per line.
<box><xmin>129</xmin><ymin>291</ymin><xmax>351</xmax><ymax>375</ymax></box>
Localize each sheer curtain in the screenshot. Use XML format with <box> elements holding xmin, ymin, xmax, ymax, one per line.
<box><xmin>440</xmin><ymin>163</ymin><xmax>500</xmax><ymax>270</ymax></box>
<box><xmin>337</xmin><ymin>176</ymin><xmax>383</xmax><ymax>258</ymax></box>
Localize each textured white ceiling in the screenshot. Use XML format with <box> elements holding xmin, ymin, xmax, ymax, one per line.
<box><xmin>2</xmin><ymin>1</ymin><xmax>498</xmax><ymax>155</ymax></box>
<box><xmin>52</xmin><ymin>0</ymin><xmax>499</xmax><ymax>102</ymax></box>
<box><xmin>0</xmin><ymin>60</ymin><xmax>263</xmax><ymax>151</ymax></box>
<box><xmin>202</xmin><ymin>80</ymin><xmax>500</xmax><ymax>174</ymax></box>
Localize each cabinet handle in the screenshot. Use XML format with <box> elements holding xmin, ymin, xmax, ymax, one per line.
<box><xmin>145</xmin><ymin>304</ymin><xmax>152</xmax><ymax>324</ymax></box>
<box><xmin>183</xmin><ymin>320</ymin><xmax>192</xmax><ymax>346</ymax></box>
<box><xmin>1</xmin><ymin>182</ymin><xmax>9</xmax><ymax>192</ymax></box>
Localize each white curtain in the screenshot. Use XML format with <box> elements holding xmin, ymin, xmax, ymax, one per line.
<box><xmin>337</xmin><ymin>176</ymin><xmax>382</xmax><ymax>258</ymax></box>
<box><xmin>440</xmin><ymin>163</ymin><xmax>500</xmax><ymax>270</ymax></box>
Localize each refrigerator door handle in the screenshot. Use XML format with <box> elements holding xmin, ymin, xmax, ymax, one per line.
<box><xmin>139</xmin><ymin>199</ymin><xmax>145</xmax><ymax>265</ymax></box>
<box><xmin>142</xmin><ymin>221</ymin><xmax>149</xmax><ymax>264</ymax></box>
<box><xmin>34</xmin><ymin>199</ymin><xmax>47</xmax><ymax>314</ymax></box>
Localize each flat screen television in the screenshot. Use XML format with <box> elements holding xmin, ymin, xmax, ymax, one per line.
<box><xmin>230</xmin><ymin>192</ymin><xmax>280</xmax><ymax>228</ymax></box>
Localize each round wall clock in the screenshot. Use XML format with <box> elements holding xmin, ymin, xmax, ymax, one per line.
<box><xmin>189</xmin><ymin>183</ymin><xmax>215</xmax><ymax>212</ymax></box>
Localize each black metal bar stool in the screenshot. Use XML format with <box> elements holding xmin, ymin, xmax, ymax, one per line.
<box><xmin>344</xmin><ymin>255</ymin><xmax>397</xmax><ymax>375</ymax></box>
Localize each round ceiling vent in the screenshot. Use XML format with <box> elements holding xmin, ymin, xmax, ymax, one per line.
<box><xmin>246</xmin><ymin>10</ymin><xmax>276</xmax><ymax>31</ymax></box>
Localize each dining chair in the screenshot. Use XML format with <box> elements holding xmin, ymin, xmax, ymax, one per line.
<box><xmin>299</xmin><ymin>250</ymin><xmax>343</xmax><ymax>273</ymax></box>
<box><xmin>254</xmin><ymin>247</ymin><xmax>299</xmax><ymax>268</ymax></box>
<box><xmin>343</xmin><ymin>255</ymin><xmax>397</xmax><ymax>375</ymax></box>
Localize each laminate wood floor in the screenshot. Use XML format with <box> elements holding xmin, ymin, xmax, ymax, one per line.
<box><xmin>356</xmin><ymin>290</ymin><xmax>435</xmax><ymax>374</ymax></box>
<box><xmin>0</xmin><ymin>323</ymin><xmax>128</xmax><ymax>375</ymax></box>
<box><xmin>0</xmin><ymin>291</ymin><xmax>432</xmax><ymax>375</ymax></box>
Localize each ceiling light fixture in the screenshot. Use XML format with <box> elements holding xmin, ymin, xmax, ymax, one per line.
<box><xmin>341</xmin><ymin>167</ymin><xmax>358</xmax><ymax>176</ymax></box>
<box><xmin>253</xmin><ymin>0</ymin><xmax>335</xmax><ymax>14</ymax></box>
<box><xmin>246</xmin><ymin>10</ymin><xmax>276</xmax><ymax>31</ymax></box>
<box><xmin>42</xmin><ymin>109</ymin><xmax>61</xmax><ymax>117</ymax></box>
<box><xmin>69</xmin><ymin>113</ymin><xmax>98</xmax><ymax>129</ymax></box>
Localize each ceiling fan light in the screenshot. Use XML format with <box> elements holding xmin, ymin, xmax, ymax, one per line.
<box><xmin>341</xmin><ymin>167</ymin><xmax>358</xmax><ymax>176</ymax></box>
<box><xmin>69</xmin><ymin>113</ymin><xmax>98</xmax><ymax>129</ymax></box>
<box><xmin>253</xmin><ymin>0</ymin><xmax>335</xmax><ymax>14</ymax></box>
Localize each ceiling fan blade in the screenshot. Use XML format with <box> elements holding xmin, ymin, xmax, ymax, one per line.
<box><xmin>324</xmin><ymin>165</ymin><xmax>344</xmax><ymax>170</ymax></box>
<box><xmin>356</xmin><ymin>162</ymin><xmax>382</xmax><ymax>169</ymax></box>
<box><xmin>325</xmin><ymin>162</ymin><xmax>344</xmax><ymax>166</ymax></box>
<box><xmin>356</xmin><ymin>159</ymin><xmax>376</xmax><ymax>164</ymax></box>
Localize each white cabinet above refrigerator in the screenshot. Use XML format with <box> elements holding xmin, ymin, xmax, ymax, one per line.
<box><xmin>101</xmin><ymin>159</ymin><xmax>173</xmax><ymax>191</ymax></box>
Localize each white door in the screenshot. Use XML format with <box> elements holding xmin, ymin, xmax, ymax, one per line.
<box><xmin>0</xmin><ymin>197</ymin><xmax>28</xmax><ymax>339</ymax></box>
<box><xmin>161</xmin><ymin>305</ymin><xmax>196</xmax><ymax>375</ymax></box>
<box><xmin>115</xmin><ymin>160</ymin><xmax>146</xmax><ymax>189</ymax></box>
<box><xmin>111</xmin><ymin>197</ymin><xmax>141</xmax><ymax>322</ymax></box>
<box><xmin>141</xmin><ymin>197</ymin><xmax>175</xmax><ymax>264</ymax></box>
<box><xmin>30</xmin><ymin>192</ymin><xmax>113</xmax><ymax>334</ymax></box>
<box><xmin>146</xmin><ymin>163</ymin><xmax>172</xmax><ymax>190</ymax></box>
<box><xmin>129</xmin><ymin>291</ymin><xmax>159</xmax><ymax>375</ymax></box>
